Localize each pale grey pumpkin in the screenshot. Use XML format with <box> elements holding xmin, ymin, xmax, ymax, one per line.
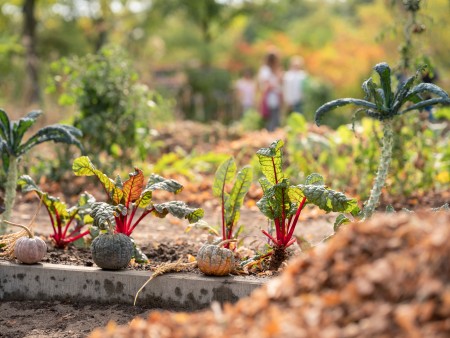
<box><xmin>91</xmin><ymin>233</ymin><xmax>134</xmax><ymax>270</ymax></box>
<box><xmin>197</xmin><ymin>240</ymin><xmax>235</xmax><ymax>276</ymax></box>
<box><xmin>13</xmin><ymin>225</ymin><xmax>47</xmax><ymax>264</ymax></box>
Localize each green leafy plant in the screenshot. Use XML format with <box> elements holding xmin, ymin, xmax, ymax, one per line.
<box><xmin>0</xmin><ymin>109</ymin><xmax>82</xmax><ymax>233</ymax></box>
<box><xmin>315</xmin><ymin>62</ymin><xmax>450</xmax><ymax>219</ymax></box>
<box><xmin>73</xmin><ymin>156</ymin><xmax>204</xmax><ymax>238</ymax></box>
<box><xmin>47</xmin><ymin>45</ymin><xmax>172</xmax><ymax>166</ymax></box>
<box><xmin>17</xmin><ymin>175</ymin><xmax>94</xmax><ymax>248</ymax></box>
<box><xmin>212</xmin><ymin>156</ymin><xmax>252</xmax><ymax>249</ymax></box>
<box><xmin>256</xmin><ymin>140</ymin><xmax>359</xmax><ymax>270</ymax></box>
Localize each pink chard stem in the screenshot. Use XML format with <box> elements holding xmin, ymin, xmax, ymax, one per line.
<box><xmin>286</xmin><ymin>196</ymin><xmax>307</xmax><ymax>244</ymax></box>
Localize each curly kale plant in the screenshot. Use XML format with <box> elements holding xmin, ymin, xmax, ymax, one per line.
<box><xmin>0</xmin><ymin>109</ymin><xmax>82</xmax><ymax>233</ymax></box>
<box><xmin>315</xmin><ymin>63</ymin><xmax>450</xmax><ymax>219</ymax></box>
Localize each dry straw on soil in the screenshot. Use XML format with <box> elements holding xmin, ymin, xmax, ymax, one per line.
<box><xmin>90</xmin><ymin>211</ymin><xmax>450</xmax><ymax>338</ymax></box>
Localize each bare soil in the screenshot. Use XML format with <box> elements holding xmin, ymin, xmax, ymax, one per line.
<box><xmin>0</xmin><ymin>300</ymin><xmax>156</xmax><ymax>338</ymax></box>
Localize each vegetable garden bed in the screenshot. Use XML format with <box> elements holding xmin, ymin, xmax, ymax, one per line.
<box><xmin>0</xmin><ymin>260</ymin><xmax>266</xmax><ymax>311</ymax></box>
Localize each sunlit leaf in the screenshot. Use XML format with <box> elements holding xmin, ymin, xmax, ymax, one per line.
<box><xmin>257</xmin><ymin>139</ymin><xmax>285</xmax><ymax>185</ymax></box>
<box><xmin>212</xmin><ymin>156</ymin><xmax>236</xmax><ymax>198</ymax></box>
<box><xmin>225</xmin><ymin>166</ymin><xmax>252</xmax><ymax>227</ymax></box>
<box><xmin>73</xmin><ymin>156</ymin><xmax>123</xmax><ymax>204</ymax></box>
<box><xmin>123</xmin><ymin>168</ymin><xmax>144</xmax><ymax>206</ymax></box>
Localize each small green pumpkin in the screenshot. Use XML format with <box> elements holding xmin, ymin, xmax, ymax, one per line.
<box><xmin>91</xmin><ymin>233</ymin><xmax>133</xmax><ymax>270</ymax></box>
<box><xmin>197</xmin><ymin>239</ymin><xmax>235</xmax><ymax>276</ymax></box>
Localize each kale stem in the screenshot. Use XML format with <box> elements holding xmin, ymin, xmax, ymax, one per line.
<box><xmin>363</xmin><ymin>119</ymin><xmax>394</xmax><ymax>219</ymax></box>
<box><xmin>1</xmin><ymin>156</ymin><xmax>18</xmax><ymax>233</ymax></box>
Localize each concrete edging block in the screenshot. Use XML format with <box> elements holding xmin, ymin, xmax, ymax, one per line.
<box><xmin>0</xmin><ymin>261</ymin><xmax>266</xmax><ymax>311</ymax></box>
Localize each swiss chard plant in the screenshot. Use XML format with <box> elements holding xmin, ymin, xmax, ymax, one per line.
<box><xmin>212</xmin><ymin>156</ymin><xmax>252</xmax><ymax>249</ymax></box>
<box><xmin>256</xmin><ymin>140</ymin><xmax>360</xmax><ymax>270</ymax></box>
<box><xmin>315</xmin><ymin>63</ymin><xmax>450</xmax><ymax>219</ymax></box>
<box><xmin>72</xmin><ymin>156</ymin><xmax>204</xmax><ymax>238</ymax></box>
<box><xmin>17</xmin><ymin>175</ymin><xmax>94</xmax><ymax>248</ymax></box>
<box><xmin>0</xmin><ymin>109</ymin><xmax>83</xmax><ymax>233</ymax></box>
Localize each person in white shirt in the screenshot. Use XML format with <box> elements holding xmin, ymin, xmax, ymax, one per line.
<box><xmin>257</xmin><ymin>52</ymin><xmax>283</xmax><ymax>131</ymax></box>
<box><xmin>235</xmin><ymin>68</ymin><xmax>256</xmax><ymax>116</ymax></box>
<box><xmin>283</xmin><ymin>56</ymin><xmax>307</xmax><ymax>115</ymax></box>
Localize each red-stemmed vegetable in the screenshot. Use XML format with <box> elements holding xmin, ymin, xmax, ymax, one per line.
<box><xmin>212</xmin><ymin>157</ymin><xmax>252</xmax><ymax>249</ymax></box>
<box><xmin>17</xmin><ymin>175</ymin><xmax>94</xmax><ymax>248</ymax></box>
<box><xmin>256</xmin><ymin>140</ymin><xmax>360</xmax><ymax>270</ymax></box>
<box><xmin>73</xmin><ymin>156</ymin><xmax>204</xmax><ymax>238</ymax></box>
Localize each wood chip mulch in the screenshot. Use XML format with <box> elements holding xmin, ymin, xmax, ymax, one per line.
<box><xmin>90</xmin><ymin>211</ymin><xmax>450</xmax><ymax>338</ymax></box>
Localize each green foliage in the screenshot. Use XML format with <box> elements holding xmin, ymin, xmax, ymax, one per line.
<box><xmin>0</xmin><ymin>109</ymin><xmax>82</xmax><ymax>233</ymax></box>
<box><xmin>47</xmin><ymin>45</ymin><xmax>173</xmax><ymax>167</ymax></box>
<box><xmin>213</xmin><ymin>157</ymin><xmax>252</xmax><ymax>247</ymax></box>
<box><xmin>0</xmin><ymin>109</ymin><xmax>82</xmax><ymax>171</ymax></box>
<box><xmin>17</xmin><ymin>175</ymin><xmax>94</xmax><ymax>248</ymax></box>
<box><xmin>314</xmin><ymin>63</ymin><xmax>450</xmax><ymax>218</ymax></box>
<box><xmin>256</xmin><ymin>140</ymin><xmax>359</xmax><ymax>253</ymax></box>
<box><xmin>315</xmin><ymin>63</ymin><xmax>450</xmax><ymax>125</ymax></box>
<box><xmin>73</xmin><ymin>156</ymin><xmax>204</xmax><ymax>238</ymax></box>
<box><xmin>238</xmin><ymin>109</ymin><xmax>264</xmax><ymax>131</ymax></box>
<box><xmin>152</xmin><ymin>150</ymin><xmax>229</xmax><ymax>179</ymax></box>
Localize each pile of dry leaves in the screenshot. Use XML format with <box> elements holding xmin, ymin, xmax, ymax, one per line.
<box><xmin>90</xmin><ymin>211</ymin><xmax>450</xmax><ymax>338</ymax></box>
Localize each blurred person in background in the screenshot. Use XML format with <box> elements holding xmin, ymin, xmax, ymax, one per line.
<box><xmin>258</xmin><ymin>51</ymin><xmax>283</xmax><ymax>131</ymax></box>
<box><xmin>283</xmin><ymin>55</ymin><xmax>308</xmax><ymax>116</ymax></box>
<box><xmin>234</xmin><ymin>68</ymin><xmax>256</xmax><ymax>117</ymax></box>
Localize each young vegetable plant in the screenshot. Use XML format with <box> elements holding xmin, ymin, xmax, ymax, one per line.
<box><xmin>315</xmin><ymin>63</ymin><xmax>450</xmax><ymax>219</ymax></box>
<box><xmin>0</xmin><ymin>109</ymin><xmax>83</xmax><ymax>233</ymax></box>
<box><xmin>212</xmin><ymin>156</ymin><xmax>252</xmax><ymax>249</ymax></box>
<box><xmin>17</xmin><ymin>175</ymin><xmax>94</xmax><ymax>249</ymax></box>
<box><xmin>73</xmin><ymin>156</ymin><xmax>204</xmax><ymax>238</ymax></box>
<box><xmin>256</xmin><ymin>140</ymin><xmax>359</xmax><ymax>270</ymax></box>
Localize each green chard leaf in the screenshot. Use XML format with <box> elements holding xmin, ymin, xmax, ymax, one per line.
<box><xmin>213</xmin><ymin>156</ymin><xmax>236</xmax><ymax>198</ymax></box>
<box><xmin>304</xmin><ymin>173</ymin><xmax>325</xmax><ymax>186</ymax></box>
<box><xmin>146</xmin><ymin>174</ymin><xmax>183</xmax><ymax>193</ymax></box>
<box><xmin>225</xmin><ymin>166</ymin><xmax>252</xmax><ymax>227</ymax></box>
<box><xmin>257</xmin><ymin>139</ymin><xmax>285</xmax><ymax>185</ymax></box>
<box><xmin>334</xmin><ymin>214</ymin><xmax>351</xmax><ymax>232</ymax></box>
<box><xmin>18</xmin><ymin>175</ymin><xmax>69</xmax><ymax>219</ymax></box>
<box><xmin>135</xmin><ymin>190</ymin><xmax>153</xmax><ymax>208</ymax></box>
<box><xmin>256</xmin><ymin>179</ymin><xmax>290</xmax><ymax>220</ymax></box>
<box><xmin>73</xmin><ymin>156</ymin><xmax>123</xmax><ymax>204</ymax></box>
<box><xmin>90</xmin><ymin>202</ymin><xmax>116</xmax><ymax>230</ymax></box>
<box><xmin>297</xmin><ymin>184</ymin><xmax>360</xmax><ymax>216</ymax></box>
<box><xmin>152</xmin><ymin>201</ymin><xmax>204</xmax><ymax>223</ymax></box>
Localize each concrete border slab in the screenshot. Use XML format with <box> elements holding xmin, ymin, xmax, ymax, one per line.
<box><xmin>0</xmin><ymin>261</ymin><xmax>266</xmax><ymax>311</ymax></box>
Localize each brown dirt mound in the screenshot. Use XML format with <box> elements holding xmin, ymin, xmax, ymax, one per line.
<box><xmin>90</xmin><ymin>211</ymin><xmax>450</xmax><ymax>338</ymax></box>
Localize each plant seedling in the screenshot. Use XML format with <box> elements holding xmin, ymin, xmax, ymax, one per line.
<box><xmin>17</xmin><ymin>175</ymin><xmax>94</xmax><ymax>248</ymax></box>
<box><xmin>315</xmin><ymin>63</ymin><xmax>450</xmax><ymax>219</ymax></box>
<box><xmin>212</xmin><ymin>156</ymin><xmax>252</xmax><ymax>249</ymax></box>
<box><xmin>73</xmin><ymin>156</ymin><xmax>204</xmax><ymax>238</ymax></box>
<box><xmin>0</xmin><ymin>109</ymin><xmax>82</xmax><ymax>233</ymax></box>
<box><xmin>256</xmin><ymin>140</ymin><xmax>359</xmax><ymax>270</ymax></box>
